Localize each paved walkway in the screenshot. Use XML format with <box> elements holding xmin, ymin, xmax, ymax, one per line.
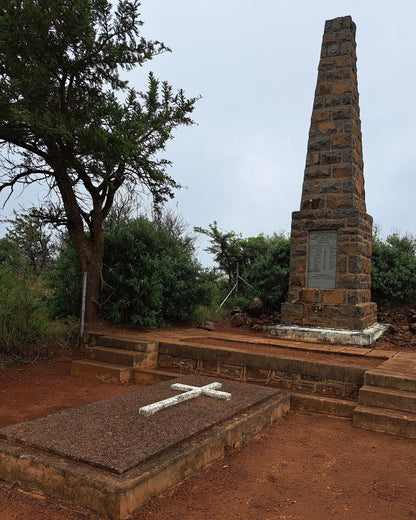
<box><xmin>88</xmin><ymin>326</ymin><xmax>396</xmax><ymax>364</ymax></box>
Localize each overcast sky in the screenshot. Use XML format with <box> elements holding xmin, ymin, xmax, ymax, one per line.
<box><xmin>1</xmin><ymin>0</ymin><xmax>416</xmax><ymax>266</ymax></box>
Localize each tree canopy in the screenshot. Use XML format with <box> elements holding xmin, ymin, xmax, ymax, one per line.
<box><xmin>0</xmin><ymin>0</ymin><xmax>198</xmax><ymax>321</ymax></box>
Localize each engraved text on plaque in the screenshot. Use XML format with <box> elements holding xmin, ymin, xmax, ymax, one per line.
<box><xmin>307</xmin><ymin>231</ymin><xmax>337</xmax><ymax>289</ymax></box>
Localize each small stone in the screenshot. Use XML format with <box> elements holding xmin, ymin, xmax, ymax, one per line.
<box><xmin>409</xmin><ymin>323</ymin><xmax>416</xmax><ymax>334</ymax></box>
<box><xmin>229</xmin><ymin>306</ymin><xmax>242</xmax><ymax>316</ymax></box>
<box><xmin>247</xmin><ymin>298</ymin><xmax>264</xmax><ymax>318</ymax></box>
<box><xmin>251</xmin><ymin>324</ymin><xmax>265</xmax><ymax>332</ymax></box>
<box><xmin>388</xmin><ymin>324</ymin><xmax>399</xmax><ymax>334</ymax></box>
<box><xmin>407</xmin><ymin>311</ymin><xmax>416</xmax><ymax>324</ymax></box>
<box><xmin>230</xmin><ymin>313</ymin><xmax>245</xmax><ymax>327</ymax></box>
<box><xmin>198</xmin><ymin>321</ymin><xmax>215</xmax><ymax>331</ymax></box>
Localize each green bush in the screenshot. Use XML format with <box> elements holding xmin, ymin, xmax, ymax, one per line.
<box><xmin>242</xmin><ymin>234</ymin><xmax>290</xmax><ymax>312</ymax></box>
<box><xmin>101</xmin><ymin>216</ymin><xmax>212</xmax><ymax>327</ymax></box>
<box><xmin>47</xmin><ymin>236</ymin><xmax>81</xmax><ymax>320</ymax></box>
<box><xmin>371</xmin><ymin>233</ymin><xmax>416</xmax><ymax>309</ymax></box>
<box><xmin>0</xmin><ymin>267</ymin><xmax>68</xmax><ymax>358</ymax></box>
<box><xmin>196</xmin><ymin>223</ymin><xmax>290</xmax><ymax>314</ymax></box>
<box><xmin>49</xmin><ymin>215</ymin><xmax>213</xmax><ymax>327</ymax></box>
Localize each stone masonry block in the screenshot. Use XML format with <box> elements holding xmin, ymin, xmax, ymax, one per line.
<box><xmin>300</xmin><ymin>289</ymin><xmax>320</xmax><ymax>303</ymax></box>
<box><xmin>311</xmin><ymin>109</ymin><xmax>331</xmax><ymax>122</ymax></box>
<box><xmin>324</xmin><ymin>94</ymin><xmax>342</xmax><ymax>107</ymax></box>
<box><xmin>308</xmin><ymin>137</ymin><xmax>331</xmax><ymax>151</ymax></box>
<box><xmin>321</xmin><ymin>151</ymin><xmax>342</xmax><ymax>164</ymax></box>
<box><xmin>332</xmin><ymin>165</ymin><xmax>353</xmax><ymax>178</ymax></box>
<box><xmin>317</xmin><ymin>121</ymin><xmax>337</xmax><ymax>134</ymax></box>
<box><xmin>316</xmin><ymin>83</ymin><xmax>332</xmax><ymax>96</ymax></box>
<box><xmin>322</xmin><ymin>290</ymin><xmax>346</xmax><ymax>304</ymax></box>
<box><xmin>332</xmin><ymin>79</ymin><xmax>353</xmax><ymax>94</ymax></box>
<box><xmin>304</xmin><ymin>167</ymin><xmax>331</xmax><ymax>179</ymax></box>
<box><xmin>333</xmin><ymin>107</ymin><xmax>353</xmax><ymax>120</ymax></box>
<box><xmin>326</xmin><ymin>194</ymin><xmax>355</xmax><ymax>209</ymax></box>
<box><xmin>331</xmin><ymin>135</ymin><xmax>353</xmax><ymax>149</ymax></box>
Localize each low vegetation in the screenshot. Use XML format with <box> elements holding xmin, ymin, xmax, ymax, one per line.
<box><xmin>0</xmin><ymin>211</ymin><xmax>415</xmax><ymax>361</ymax></box>
<box><xmin>371</xmin><ymin>233</ymin><xmax>416</xmax><ymax>309</ymax></box>
<box><xmin>0</xmin><ymin>267</ymin><xmax>70</xmax><ymax>361</ymax></box>
<box><xmin>50</xmin><ymin>212</ymin><xmax>213</xmax><ymax>328</ymax></box>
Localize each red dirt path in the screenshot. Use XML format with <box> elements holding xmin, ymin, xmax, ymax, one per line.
<box><xmin>1</xmin><ymin>356</ymin><xmax>416</xmax><ymax>520</ymax></box>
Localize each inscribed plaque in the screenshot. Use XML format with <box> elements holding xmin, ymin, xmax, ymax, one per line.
<box><xmin>307</xmin><ymin>231</ymin><xmax>337</xmax><ymax>289</ymax></box>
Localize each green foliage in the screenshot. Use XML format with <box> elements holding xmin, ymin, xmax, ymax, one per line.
<box><xmin>102</xmin><ymin>215</ymin><xmax>211</xmax><ymax>327</ymax></box>
<box><xmin>242</xmin><ymin>233</ymin><xmax>290</xmax><ymax>312</ymax></box>
<box><xmin>0</xmin><ymin>267</ymin><xmax>68</xmax><ymax>359</ymax></box>
<box><xmin>0</xmin><ymin>210</ymin><xmax>56</xmax><ymax>274</ymax></box>
<box><xmin>0</xmin><ymin>235</ymin><xmax>20</xmax><ymax>268</ymax></box>
<box><xmin>196</xmin><ymin>223</ymin><xmax>290</xmax><ymax>312</ymax></box>
<box><xmin>47</xmin><ymin>236</ymin><xmax>82</xmax><ymax>320</ymax></box>
<box><xmin>50</xmin><ymin>214</ymin><xmax>212</xmax><ymax>327</ymax></box>
<box><xmin>0</xmin><ymin>0</ymin><xmax>198</xmax><ymax>322</ymax></box>
<box><xmin>192</xmin><ymin>275</ymin><xmax>229</xmax><ymax>322</ymax></box>
<box><xmin>195</xmin><ymin>222</ymin><xmax>246</xmax><ymax>288</ymax></box>
<box><xmin>371</xmin><ymin>233</ymin><xmax>416</xmax><ymax>309</ymax></box>
<box><xmin>0</xmin><ymin>0</ymin><xmax>197</xmax><ymax>205</ymax></box>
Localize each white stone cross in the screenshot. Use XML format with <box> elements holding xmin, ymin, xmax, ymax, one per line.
<box><xmin>139</xmin><ymin>382</ymin><xmax>232</xmax><ymax>416</ymax></box>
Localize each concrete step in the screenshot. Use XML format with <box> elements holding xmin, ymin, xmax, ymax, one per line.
<box><xmin>133</xmin><ymin>368</ymin><xmax>179</xmax><ymax>384</ymax></box>
<box><xmin>359</xmin><ymin>385</ymin><xmax>416</xmax><ymax>414</ymax></box>
<box><xmin>353</xmin><ymin>404</ymin><xmax>416</xmax><ymax>438</ymax></box>
<box><xmin>364</xmin><ymin>368</ymin><xmax>416</xmax><ymax>393</ymax></box>
<box><xmin>85</xmin><ymin>346</ymin><xmax>151</xmax><ymax>368</ymax></box>
<box><xmin>291</xmin><ymin>393</ymin><xmax>356</xmax><ymax>418</ymax></box>
<box><xmin>85</xmin><ymin>332</ymin><xmax>158</xmax><ymax>353</ymax></box>
<box><xmin>71</xmin><ymin>359</ymin><xmax>133</xmax><ymax>384</ymax></box>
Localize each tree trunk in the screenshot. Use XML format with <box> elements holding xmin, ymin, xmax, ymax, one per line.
<box><xmin>68</xmin><ymin>223</ymin><xmax>104</xmax><ymax>325</ymax></box>
<box><xmin>51</xmin><ymin>160</ymin><xmax>106</xmax><ymax>325</ymax></box>
<box><xmin>82</xmin><ymin>246</ymin><xmax>103</xmax><ymax>324</ymax></box>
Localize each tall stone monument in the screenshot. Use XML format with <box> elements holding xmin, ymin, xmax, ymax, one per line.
<box><xmin>267</xmin><ymin>16</ymin><xmax>386</xmax><ymax>345</ymax></box>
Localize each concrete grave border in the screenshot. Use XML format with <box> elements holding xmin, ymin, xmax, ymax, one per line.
<box><xmin>0</xmin><ymin>378</ymin><xmax>290</xmax><ymax>520</ymax></box>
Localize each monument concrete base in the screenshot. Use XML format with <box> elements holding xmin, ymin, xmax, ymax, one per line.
<box><xmin>0</xmin><ymin>375</ymin><xmax>290</xmax><ymax>520</ymax></box>
<box><xmin>265</xmin><ymin>322</ymin><xmax>389</xmax><ymax>347</ymax></box>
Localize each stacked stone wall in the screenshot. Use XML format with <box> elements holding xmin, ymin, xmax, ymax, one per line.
<box><xmin>158</xmin><ymin>352</ymin><xmax>361</xmax><ymax>400</ymax></box>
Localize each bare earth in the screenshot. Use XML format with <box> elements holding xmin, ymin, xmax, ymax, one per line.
<box><xmin>1</xmin><ymin>355</ymin><xmax>416</xmax><ymax>520</ymax></box>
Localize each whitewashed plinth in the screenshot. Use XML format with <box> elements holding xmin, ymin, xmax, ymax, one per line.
<box><xmin>265</xmin><ymin>323</ymin><xmax>389</xmax><ymax>347</ymax></box>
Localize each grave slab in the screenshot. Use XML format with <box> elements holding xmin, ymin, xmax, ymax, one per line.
<box><xmin>0</xmin><ymin>375</ymin><xmax>290</xmax><ymax>519</ymax></box>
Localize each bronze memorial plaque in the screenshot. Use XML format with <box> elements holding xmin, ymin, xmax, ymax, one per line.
<box><xmin>307</xmin><ymin>231</ymin><xmax>337</xmax><ymax>289</ymax></box>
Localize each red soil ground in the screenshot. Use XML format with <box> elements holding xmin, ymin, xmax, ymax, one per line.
<box><xmin>1</xmin><ymin>354</ymin><xmax>416</xmax><ymax>520</ymax></box>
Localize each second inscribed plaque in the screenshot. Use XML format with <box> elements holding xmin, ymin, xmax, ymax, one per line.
<box><xmin>307</xmin><ymin>231</ymin><xmax>337</xmax><ymax>289</ymax></box>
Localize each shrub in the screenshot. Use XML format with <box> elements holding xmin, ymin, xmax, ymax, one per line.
<box><xmin>371</xmin><ymin>233</ymin><xmax>416</xmax><ymax>309</ymax></box>
<box><xmin>101</xmin><ymin>216</ymin><xmax>211</xmax><ymax>327</ymax></box>
<box><xmin>196</xmin><ymin>223</ymin><xmax>290</xmax><ymax>313</ymax></box>
<box><xmin>243</xmin><ymin>234</ymin><xmax>290</xmax><ymax>311</ymax></box>
<box><xmin>0</xmin><ymin>267</ymin><xmax>68</xmax><ymax>358</ymax></box>
<box><xmin>47</xmin><ymin>236</ymin><xmax>82</xmax><ymax>320</ymax></box>
<box><xmin>49</xmin><ymin>215</ymin><xmax>212</xmax><ymax>327</ymax></box>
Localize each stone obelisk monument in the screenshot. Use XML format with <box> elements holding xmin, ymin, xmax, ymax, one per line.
<box><xmin>267</xmin><ymin>16</ymin><xmax>386</xmax><ymax>345</ymax></box>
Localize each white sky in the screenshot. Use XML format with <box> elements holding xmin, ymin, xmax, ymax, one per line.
<box><xmin>1</xmin><ymin>0</ymin><xmax>416</xmax><ymax>266</ymax></box>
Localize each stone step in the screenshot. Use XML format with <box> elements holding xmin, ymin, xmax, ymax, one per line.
<box><xmin>86</xmin><ymin>333</ymin><xmax>158</xmax><ymax>353</ymax></box>
<box><xmin>71</xmin><ymin>359</ymin><xmax>133</xmax><ymax>384</ymax></box>
<box><xmin>364</xmin><ymin>368</ymin><xmax>416</xmax><ymax>393</ymax></box>
<box><xmin>353</xmin><ymin>404</ymin><xmax>416</xmax><ymax>438</ymax></box>
<box><xmin>133</xmin><ymin>368</ymin><xmax>179</xmax><ymax>384</ymax></box>
<box><xmin>291</xmin><ymin>393</ymin><xmax>356</xmax><ymax>418</ymax></box>
<box><xmin>85</xmin><ymin>346</ymin><xmax>157</xmax><ymax>369</ymax></box>
<box><xmin>359</xmin><ymin>385</ymin><xmax>416</xmax><ymax>414</ymax></box>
